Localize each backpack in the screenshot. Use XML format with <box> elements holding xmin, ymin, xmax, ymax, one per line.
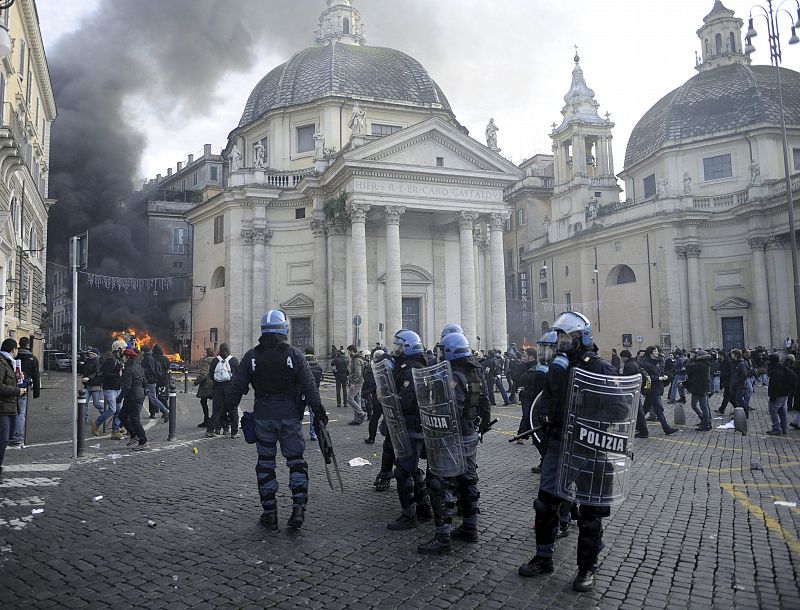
<box><xmin>214</xmin><ymin>356</ymin><xmax>233</xmax><ymax>382</ymax></box>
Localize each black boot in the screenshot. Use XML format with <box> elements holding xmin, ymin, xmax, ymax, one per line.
<box><xmin>450</xmin><ymin>523</ymin><xmax>478</xmax><ymax>542</ymax></box>
<box><xmin>287</xmin><ymin>505</ymin><xmax>305</xmax><ymax>529</ymax></box>
<box><xmin>387</xmin><ymin>514</ymin><xmax>418</xmax><ymax>530</ymax></box>
<box><xmin>416</xmin><ymin>503</ymin><xmax>433</xmax><ymax>522</ymax></box>
<box><xmin>417</xmin><ymin>533</ymin><xmax>452</xmax><ymax>555</ymax></box>
<box><xmin>373</xmin><ymin>473</ymin><xmax>391</xmax><ymax>492</ymax></box>
<box><xmin>259</xmin><ymin>511</ymin><xmax>278</xmax><ymax>531</ymax></box>
<box><xmin>573</xmin><ymin>568</ymin><xmax>596</xmax><ymax>592</ymax></box>
<box><xmin>518</xmin><ymin>556</ymin><xmax>554</xmax><ymax>577</ymax></box>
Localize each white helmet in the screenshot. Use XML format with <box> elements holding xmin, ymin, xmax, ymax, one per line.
<box><xmin>111</xmin><ymin>339</ymin><xmax>127</xmax><ymax>352</ymax></box>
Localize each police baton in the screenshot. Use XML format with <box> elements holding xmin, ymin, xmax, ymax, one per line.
<box><xmin>479</xmin><ymin>418</ymin><xmax>499</xmax><ymax>442</ymax></box>
<box><xmin>508</xmin><ymin>424</ymin><xmax>544</xmax><ymax>444</ymax></box>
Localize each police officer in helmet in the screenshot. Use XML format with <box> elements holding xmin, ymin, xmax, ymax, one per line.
<box><xmin>225</xmin><ymin>310</ymin><xmax>328</xmax><ymax>530</ymax></box>
<box><xmin>417</xmin><ymin>330</ymin><xmax>491</xmax><ymax>554</ymax></box>
<box><xmin>386</xmin><ymin>329</ymin><xmax>432</xmax><ymax>530</ymax></box>
<box><xmin>518</xmin><ymin>311</ymin><xmax>618</xmax><ymax>592</ymax></box>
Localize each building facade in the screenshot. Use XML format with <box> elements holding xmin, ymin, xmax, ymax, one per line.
<box><xmin>519</xmin><ymin>1</ymin><xmax>800</xmax><ymax>353</ymax></box>
<box><xmin>0</xmin><ymin>0</ymin><xmax>55</xmax><ymax>358</ymax></box>
<box><xmin>186</xmin><ymin>0</ymin><xmax>520</xmax><ymax>361</ymax></box>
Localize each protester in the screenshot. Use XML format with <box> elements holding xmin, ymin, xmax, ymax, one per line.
<box><xmin>0</xmin><ymin>339</ymin><xmax>27</xmax><ymax>478</ymax></box>
<box><xmin>118</xmin><ymin>348</ymin><xmax>149</xmax><ymax>450</ymax></box>
<box><xmin>81</xmin><ymin>349</ymin><xmax>104</xmax><ymax>421</ymax></box>
<box><xmin>93</xmin><ymin>340</ymin><xmax>127</xmax><ymax>439</ymax></box>
<box><xmin>192</xmin><ymin>347</ymin><xmax>216</xmax><ymax>428</ymax></box>
<box><xmin>9</xmin><ymin>337</ymin><xmax>40</xmax><ymax>445</ymax></box>
<box><xmin>141</xmin><ymin>345</ymin><xmax>170</xmax><ymax>422</ymax></box>
<box><xmin>206</xmin><ymin>343</ymin><xmax>240</xmax><ymax>438</ymax></box>
<box><xmin>332</xmin><ymin>349</ymin><xmax>349</xmax><ymax>408</ymax></box>
<box><xmin>766</xmin><ymin>353</ymin><xmax>796</xmax><ymax>436</ymax></box>
<box><xmin>346</xmin><ymin>344</ymin><xmax>367</xmax><ymax>425</ymax></box>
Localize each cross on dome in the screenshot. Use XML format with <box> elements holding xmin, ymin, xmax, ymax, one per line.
<box><xmin>315</xmin><ymin>0</ymin><xmax>366</xmax><ymax>46</ymax></box>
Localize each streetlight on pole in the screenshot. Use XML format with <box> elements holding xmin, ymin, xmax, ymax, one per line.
<box><xmin>745</xmin><ymin>0</ymin><xmax>800</xmax><ymax>340</ymax></box>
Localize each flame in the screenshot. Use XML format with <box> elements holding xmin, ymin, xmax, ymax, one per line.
<box><xmin>112</xmin><ymin>327</ymin><xmax>168</xmax><ymax>352</ymax></box>
<box><xmin>166</xmin><ymin>353</ymin><xmax>183</xmax><ymax>363</ymax></box>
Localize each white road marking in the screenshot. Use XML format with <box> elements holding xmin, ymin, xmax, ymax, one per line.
<box><xmin>0</xmin><ymin>477</ymin><xmax>62</xmax><ymax>488</ymax></box>
<box><xmin>0</xmin><ymin>496</ymin><xmax>45</xmax><ymax>507</ymax></box>
<box><xmin>0</xmin><ymin>515</ymin><xmax>34</xmax><ymax>530</ymax></box>
<box><xmin>2</xmin><ymin>463</ymin><xmax>71</xmax><ymax>472</ymax></box>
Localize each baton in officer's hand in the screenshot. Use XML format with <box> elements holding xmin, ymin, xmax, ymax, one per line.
<box><xmin>479</xmin><ymin>418</ymin><xmax>499</xmax><ymax>442</ymax></box>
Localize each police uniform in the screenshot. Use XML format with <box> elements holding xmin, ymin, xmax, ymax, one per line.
<box><xmin>226</xmin><ymin>331</ymin><xmax>327</xmax><ymax>529</ymax></box>
<box><xmin>521</xmin><ymin>348</ymin><xmax>617</xmax><ymax>585</ymax></box>
<box><xmin>418</xmin><ymin>357</ymin><xmax>491</xmax><ymax>553</ymax></box>
<box><xmin>385</xmin><ymin>353</ymin><xmax>432</xmax><ymax>530</ymax></box>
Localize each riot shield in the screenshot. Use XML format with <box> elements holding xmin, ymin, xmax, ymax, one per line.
<box><xmin>556</xmin><ymin>368</ymin><xmax>640</xmax><ymax>506</ymax></box>
<box><xmin>412</xmin><ymin>361</ymin><xmax>466</xmax><ymax>478</ymax></box>
<box><xmin>372</xmin><ymin>358</ymin><xmax>413</xmax><ymax>460</ymax></box>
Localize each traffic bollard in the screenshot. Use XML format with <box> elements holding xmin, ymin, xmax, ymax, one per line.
<box><xmin>168</xmin><ymin>383</ymin><xmax>177</xmax><ymax>441</ymax></box>
<box><xmin>77</xmin><ymin>389</ymin><xmax>87</xmax><ymax>458</ymax></box>
<box><xmin>183</xmin><ymin>370</ymin><xmax>188</xmax><ymax>394</ymax></box>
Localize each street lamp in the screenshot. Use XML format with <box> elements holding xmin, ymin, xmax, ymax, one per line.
<box><xmin>746</xmin><ymin>0</ymin><xmax>800</xmax><ymax>340</ymax></box>
<box><xmin>0</xmin><ymin>0</ymin><xmax>15</xmax><ymax>58</ymax></box>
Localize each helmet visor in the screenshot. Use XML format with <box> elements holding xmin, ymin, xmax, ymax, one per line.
<box><xmin>539</xmin><ymin>344</ymin><xmax>556</xmax><ymax>363</ymax></box>
<box><xmin>390</xmin><ymin>338</ymin><xmax>405</xmax><ymax>358</ymax></box>
<box><xmin>555</xmin><ymin>330</ymin><xmax>575</xmax><ymax>353</ymax></box>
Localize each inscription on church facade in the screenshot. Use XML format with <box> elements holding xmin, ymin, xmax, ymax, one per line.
<box><xmin>353</xmin><ymin>179</ymin><xmax>501</xmax><ymax>202</ymax></box>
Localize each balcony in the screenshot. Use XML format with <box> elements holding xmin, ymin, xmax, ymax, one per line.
<box><xmin>227</xmin><ymin>167</ymin><xmax>316</xmax><ymax>189</ymax></box>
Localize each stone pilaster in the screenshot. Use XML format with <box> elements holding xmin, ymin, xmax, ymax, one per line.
<box><xmin>384</xmin><ymin>206</ymin><xmax>405</xmax><ymax>338</ymax></box>
<box><xmin>675</xmin><ymin>246</ymin><xmax>691</xmax><ymax>349</ymax></box>
<box><xmin>328</xmin><ymin>218</ymin><xmax>349</xmax><ymax>349</ymax></box>
<box><xmin>239</xmin><ymin>226</ymin><xmax>255</xmax><ymax>352</ymax></box>
<box><xmin>250</xmin><ymin>227</ymin><xmax>272</xmax><ymax>341</ymax></box>
<box><xmin>458</xmin><ymin>211</ymin><xmax>479</xmax><ymax>344</ymax></box>
<box><xmin>766</xmin><ymin>237</ymin><xmax>788</xmax><ymax>347</ymax></box>
<box><xmin>473</xmin><ymin>229</ymin><xmax>483</xmax><ymax>348</ymax></box>
<box><xmin>350</xmin><ymin>203</ymin><xmax>371</xmax><ymax>348</ymax></box>
<box><xmin>481</xmin><ymin>234</ymin><xmax>493</xmax><ymax>350</ymax></box>
<box><xmin>749</xmin><ymin>237</ymin><xmax>771</xmax><ymax>347</ymax></box>
<box><xmin>311</xmin><ymin>218</ymin><xmax>329</xmax><ymax>358</ymax></box>
<box><xmin>685</xmin><ymin>243</ymin><xmax>705</xmax><ymax>348</ymax></box>
<box><xmin>489</xmin><ymin>213</ymin><xmax>509</xmax><ymax>352</ymax></box>
<box><xmin>432</xmin><ymin>225</ymin><xmax>447</xmax><ymax>342</ymax></box>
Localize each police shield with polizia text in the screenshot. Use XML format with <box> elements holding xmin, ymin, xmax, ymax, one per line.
<box><xmin>226</xmin><ymin>310</ymin><xmax>329</xmax><ymax>531</ymax></box>
<box><xmin>518</xmin><ymin>311</ymin><xmax>639</xmax><ymax>592</ymax></box>
<box><xmin>413</xmin><ymin>328</ymin><xmax>492</xmax><ymax>554</ymax></box>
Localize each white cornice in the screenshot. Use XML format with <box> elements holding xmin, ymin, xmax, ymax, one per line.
<box><xmin>19</xmin><ymin>0</ymin><xmax>55</xmax><ymax>120</ymax></box>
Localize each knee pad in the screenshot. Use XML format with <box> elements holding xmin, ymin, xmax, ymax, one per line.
<box><xmin>535</xmin><ymin>490</ymin><xmax>561</xmax><ymax>514</ymax></box>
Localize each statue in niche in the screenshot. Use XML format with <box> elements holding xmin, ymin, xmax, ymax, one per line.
<box><xmin>750</xmin><ymin>161</ymin><xmax>762</xmax><ymax>184</ymax></box>
<box><xmin>253</xmin><ymin>140</ymin><xmax>266</xmax><ymax>168</ymax></box>
<box><xmin>486</xmin><ymin>118</ymin><xmax>499</xmax><ymax>149</ymax></box>
<box><xmin>228</xmin><ymin>143</ymin><xmax>242</xmax><ymax>172</ymax></box>
<box><xmin>683</xmin><ymin>172</ymin><xmax>692</xmax><ymax>194</ymax></box>
<box><xmin>349</xmin><ymin>102</ymin><xmax>366</xmax><ymax>136</ymax></box>
<box><xmin>656</xmin><ymin>177</ymin><xmax>669</xmax><ymax>198</ymax></box>
<box><xmin>313</xmin><ymin>130</ymin><xmax>325</xmax><ymax>160</ymax></box>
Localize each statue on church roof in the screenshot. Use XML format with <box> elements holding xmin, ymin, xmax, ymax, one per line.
<box><xmin>228</xmin><ymin>143</ymin><xmax>242</xmax><ymax>172</ymax></box>
<box><xmin>253</xmin><ymin>140</ymin><xmax>266</xmax><ymax>168</ymax></box>
<box><xmin>349</xmin><ymin>102</ymin><xmax>366</xmax><ymax>136</ymax></box>
<box><xmin>683</xmin><ymin>172</ymin><xmax>692</xmax><ymax>194</ymax></box>
<box><xmin>750</xmin><ymin>161</ymin><xmax>761</xmax><ymax>185</ymax></box>
<box><xmin>486</xmin><ymin>118</ymin><xmax>499</xmax><ymax>150</ymax></box>
<box><xmin>314</xmin><ymin>129</ymin><xmax>326</xmax><ymax>160</ymax></box>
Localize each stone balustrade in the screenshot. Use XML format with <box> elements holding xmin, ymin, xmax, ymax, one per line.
<box><xmin>228</xmin><ymin>167</ymin><xmax>316</xmax><ymax>189</ymax></box>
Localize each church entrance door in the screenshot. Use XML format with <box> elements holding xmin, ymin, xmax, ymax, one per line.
<box><xmin>402</xmin><ymin>298</ymin><xmax>421</xmax><ymax>336</ymax></box>
<box><xmin>721</xmin><ymin>316</ymin><xmax>744</xmax><ymax>350</ymax></box>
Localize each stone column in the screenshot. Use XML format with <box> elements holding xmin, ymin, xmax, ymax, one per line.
<box><xmin>473</xmin><ymin>229</ymin><xmax>483</xmax><ymax>346</ymax></box>
<box><xmin>432</xmin><ymin>225</ymin><xmax>447</xmax><ymax>338</ymax></box>
<box><xmin>384</xmin><ymin>206</ymin><xmax>405</xmax><ymax>338</ymax></box>
<box><xmin>329</xmin><ymin>218</ymin><xmax>348</xmax><ymax>349</ymax></box>
<box><xmin>685</xmin><ymin>244</ymin><xmax>705</xmax><ymax>348</ymax></box>
<box><xmin>573</xmin><ymin>131</ymin><xmax>586</xmax><ymax>176</ymax></box>
<box><xmin>251</xmin><ymin>227</ymin><xmax>272</xmax><ymax>340</ymax></box>
<box><xmin>749</xmin><ymin>237</ymin><xmax>772</xmax><ymax>347</ymax></box>
<box><xmin>481</xmin><ymin>234</ymin><xmax>493</xmax><ymax>350</ymax></box>
<box><xmin>239</xmin><ymin>227</ymin><xmax>255</xmax><ymax>352</ymax></box>
<box><xmin>350</xmin><ymin>203</ymin><xmax>371</xmax><ymax>349</ymax></box>
<box><xmin>311</xmin><ymin>217</ymin><xmax>329</xmax><ymax>358</ymax></box>
<box><xmin>607</xmin><ymin>135</ymin><xmax>615</xmax><ymax>176</ymax></box>
<box><xmin>489</xmin><ymin>213</ymin><xmax>509</xmax><ymax>352</ymax></box>
<box><xmin>675</xmin><ymin>246</ymin><xmax>691</xmax><ymax>348</ymax></box>
<box><xmin>458</xmin><ymin>211</ymin><xmax>479</xmax><ymax>344</ymax></box>
<box><xmin>766</xmin><ymin>237</ymin><xmax>788</xmax><ymax>348</ymax></box>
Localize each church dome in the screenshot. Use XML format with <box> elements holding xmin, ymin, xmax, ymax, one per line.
<box><xmin>238</xmin><ymin>42</ymin><xmax>453</xmax><ymax>128</ymax></box>
<box><xmin>624</xmin><ymin>63</ymin><xmax>800</xmax><ymax>168</ymax></box>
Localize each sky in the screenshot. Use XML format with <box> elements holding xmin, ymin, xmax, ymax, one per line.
<box><xmin>36</xmin><ymin>0</ymin><xmax>800</xmax><ymax>183</ymax></box>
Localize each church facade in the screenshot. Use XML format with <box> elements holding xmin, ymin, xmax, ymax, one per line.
<box><xmin>511</xmin><ymin>0</ymin><xmax>800</xmax><ymax>353</ymax></box>
<box><xmin>186</xmin><ymin>0</ymin><xmax>521</xmax><ymax>360</ymax></box>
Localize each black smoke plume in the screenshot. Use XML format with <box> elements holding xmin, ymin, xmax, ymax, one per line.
<box><xmin>45</xmin><ymin>0</ymin><xmax>442</xmax><ymax>349</ymax></box>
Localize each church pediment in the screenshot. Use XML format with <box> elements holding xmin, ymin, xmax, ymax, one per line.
<box><xmin>345</xmin><ymin>117</ymin><xmax>522</xmax><ymax>177</ymax></box>
<box><xmin>280</xmin><ymin>293</ymin><xmax>314</xmax><ymax>310</ymax></box>
<box><xmin>711</xmin><ymin>296</ymin><xmax>751</xmax><ymax>311</ymax></box>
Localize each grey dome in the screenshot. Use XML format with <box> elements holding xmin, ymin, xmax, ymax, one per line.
<box><xmin>625</xmin><ymin>63</ymin><xmax>800</xmax><ymax>168</ymax></box>
<box><xmin>239</xmin><ymin>42</ymin><xmax>453</xmax><ymax>128</ymax></box>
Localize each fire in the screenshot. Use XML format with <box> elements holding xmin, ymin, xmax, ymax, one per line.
<box><xmin>166</xmin><ymin>353</ymin><xmax>183</xmax><ymax>363</ymax></box>
<box><xmin>112</xmin><ymin>327</ymin><xmax>169</xmax><ymax>353</ymax></box>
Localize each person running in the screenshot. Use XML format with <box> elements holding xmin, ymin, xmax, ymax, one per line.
<box><xmin>118</xmin><ymin>348</ymin><xmax>149</xmax><ymax>451</ymax></box>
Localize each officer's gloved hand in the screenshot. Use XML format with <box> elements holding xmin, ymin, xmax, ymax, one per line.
<box><xmin>314</xmin><ymin>409</ymin><xmax>329</xmax><ymax>428</ymax></box>
<box><xmin>479</xmin><ymin>417</ymin><xmax>492</xmax><ymax>435</ymax></box>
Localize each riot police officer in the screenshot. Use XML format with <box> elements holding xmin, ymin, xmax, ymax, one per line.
<box><xmin>386</xmin><ymin>329</ymin><xmax>431</xmax><ymax>530</ymax></box>
<box><xmin>417</xmin><ymin>331</ymin><xmax>491</xmax><ymax>554</ymax></box>
<box><xmin>518</xmin><ymin>311</ymin><xmax>620</xmax><ymax>592</ymax></box>
<box><xmin>520</xmin><ymin>332</ymin><xmax>557</xmax><ymax>472</ymax></box>
<box><xmin>226</xmin><ymin>310</ymin><xmax>328</xmax><ymax>530</ymax></box>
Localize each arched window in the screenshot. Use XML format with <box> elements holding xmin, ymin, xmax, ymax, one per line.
<box><xmin>606</xmin><ymin>264</ymin><xmax>637</xmax><ymax>286</ymax></box>
<box><xmin>729</xmin><ymin>32</ymin><xmax>736</xmax><ymax>53</ymax></box>
<box><xmin>541</xmin><ymin>321</ymin><xmax>550</xmax><ymax>334</ymax></box>
<box><xmin>517</xmin><ymin>208</ymin><xmax>525</xmax><ymax>226</ymax></box>
<box><xmin>715</xmin><ymin>33</ymin><xmax>723</xmax><ymax>53</ymax></box>
<box><xmin>573</xmin><ymin>222</ymin><xmax>583</xmax><ymax>233</ymax></box>
<box><xmin>28</xmin><ymin>226</ymin><xmax>38</xmax><ymax>258</ymax></box>
<box><xmin>9</xmin><ymin>196</ymin><xmax>16</xmax><ymax>234</ymax></box>
<box><xmin>211</xmin><ymin>266</ymin><xmax>225</xmax><ymax>289</ymax></box>
<box><xmin>343</xmin><ymin>17</ymin><xmax>350</xmax><ymax>34</ymax></box>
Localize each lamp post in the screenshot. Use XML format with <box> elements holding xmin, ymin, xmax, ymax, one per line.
<box><xmin>745</xmin><ymin>0</ymin><xmax>800</xmax><ymax>340</ymax></box>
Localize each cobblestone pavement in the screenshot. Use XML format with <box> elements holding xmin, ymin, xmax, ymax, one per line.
<box><xmin>1</xmin><ymin>377</ymin><xmax>799</xmax><ymax>609</ymax></box>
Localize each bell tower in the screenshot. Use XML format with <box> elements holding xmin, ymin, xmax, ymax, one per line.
<box><xmin>315</xmin><ymin>0</ymin><xmax>366</xmax><ymax>46</ymax></box>
<box><xmin>549</xmin><ymin>49</ymin><xmax>620</xmax><ymax>233</ymax></box>
<box><xmin>695</xmin><ymin>1</ymin><xmax>750</xmax><ymax>72</ymax></box>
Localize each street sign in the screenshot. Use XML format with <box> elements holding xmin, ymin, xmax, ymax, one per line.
<box><xmin>352</xmin><ymin>314</ymin><xmax>362</xmax><ymax>327</ymax></box>
<box><xmin>636</xmin><ymin>335</ymin><xmax>643</xmax><ymax>344</ymax></box>
<box><xmin>69</xmin><ymin>232</ymin><xmax>89</xmax><ymax>269</ymax></box>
